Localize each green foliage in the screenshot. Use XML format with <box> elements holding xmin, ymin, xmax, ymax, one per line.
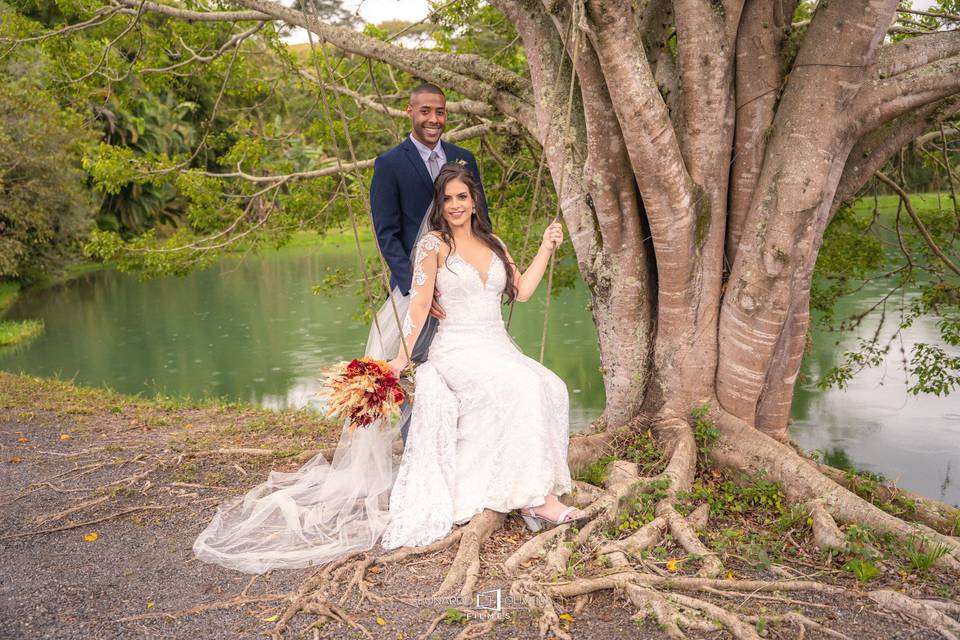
<box><xmin>841</xmin><ymin>524</ymin><xmax>883</xmax><ymax>583</ymax></box>
<box><xmin>623</xmin><ymin>429</ymin><xmax>665</xmax><ymax>475</ymax></box>
<box><xmin>843</xmin><ymin>556</ymin><xmax>882</xmax><ymax>583</ymax></box>
<box><xmin>0</xmin><ymin>281</ymin><xmax>20</xmax><ymax>313</ymax></box>
<box><xmin>0</xmin><ymin>73</ymin><xmax>96</xmax><ymax>281</ymax></box>
<box><xmin>691</xmin><ymin>404</ymin><xmax>719</xmax><ymax>456</ymax></box>
<box><xmin>610</xmin><ymin>477</ymin><xmax>670</xmax><ymax>537</ymax></box>
<box><xmin>901</xmin><ymin>536</ymin><xmax>950</xmax><ymax>573</ymax></box>
<box><xmin>0</xmin><ymin>319</ymin><xmax>44</xmax><ymax>346</ymax></box>
<box><xmin>443</xmin><ymin>608</ymin><xmax>468</xmax><ymax>624</ymax></box>
<box><xmin>908</xmin><ymin>341</ymin><xmax>960</xmax><ymax>396</ymax></box>
<box><xmin>682</xmin><ymin>472</ymin><xmax>785</xmax><ymax>521</ymax></box>
<box><xmin>574</xmin><ymin>454</ymin><xmax>615</xmax><ymax>486</ymax></box>
<box><xmin>813</xmin><ymin>194</ymin><xmax>959</xmax><ymax>399</ymax></box>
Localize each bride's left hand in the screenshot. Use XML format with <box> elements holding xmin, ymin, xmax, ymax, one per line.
<box><xmin>387</xmin><ymin>356</ymin><xmax>407</xmax><ymax>377</ymax></box>
<box><xmin>540</xmin><ymin>221</ymin><xmax>563</xmax><ymax>252</ymax></box>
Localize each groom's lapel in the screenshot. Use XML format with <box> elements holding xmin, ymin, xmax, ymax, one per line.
<box><xmin>402</xmin><ymin>137</ymin><xmax>435</xmax><ymax>195</ymax></box>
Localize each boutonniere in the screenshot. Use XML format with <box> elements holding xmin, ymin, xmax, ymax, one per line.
<box><xmin>455</xmin><ymin>158</ymin><xmax>467</xmax><ymax>167</ymax></box>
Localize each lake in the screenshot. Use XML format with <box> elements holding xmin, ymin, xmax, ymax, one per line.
<box><xmin>2</xmin><ymin>232</ymin><xmax>957</xmax><ymax>505</ymax></box>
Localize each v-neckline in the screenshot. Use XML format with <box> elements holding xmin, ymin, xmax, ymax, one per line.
<box><xmin>451</xmin><ymin>251</ymin><xmax>497</xmax><ymax>288</ymax></box>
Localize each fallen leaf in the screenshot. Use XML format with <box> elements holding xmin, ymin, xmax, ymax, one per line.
<box><xmin>146</xmin><ymin>602</ymin><xmax>154</xmax><ymax>609</ymax></box>
<box><xmin>375</xmin><ymin>617</ymin><xmax>386</xmax><ymax>625</ymax></box>
<box><xmin>725</xmin><ymin>571</ymin><xmax>736</xmax><ymax>580</ymax></box>
<box><xmin>666</xmin><ymin>558</ymin><xmax>678</xmax><ymax>572</ymax></box>
<box><xmin>261</xmin><ymin>614</ymin><xmax>279</xmax><ymax>622</ymax></box>
<box><xmin>83</xmin><ymin>532</ymin><xmax>98</xmax><ymax>542</ymax></box>
<box><xmin>184</xmin><ymin>423</ymin><xmax>193</xmax><ymax>429</ymax></box>
<box><xmin>59</xmin><ymin>433</ymin><xmax>71</xmax><ymax>441</ymax></box>
<box><xmin>17</xmin><ymin>437</ymin><xmax>28</xmax><ymax>443</ymax></box>
<box><xmin>367</xmin><ymin>565</ymin><xmax>382</xmax><ymax>574</ymax></box>
<box><xmin>559</xmin><ymin>613</ymin><xmax>574</xmax><ymax>623</ymax></box>
<box><xmin>9</xmin><ymin>456</ymin><xmax>22</xmax><ymax>464</ymax></box>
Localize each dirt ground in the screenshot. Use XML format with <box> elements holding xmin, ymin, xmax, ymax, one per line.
<box><xmin>0</xmin><ymin>372</ymin><xmax>955</xmax><ymax>639</ymax></box>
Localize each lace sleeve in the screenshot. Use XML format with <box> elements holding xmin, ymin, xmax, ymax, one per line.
<box><xmin>400</xmin><ymin>233</ymin><xmax>441</xmax><ymax>351</ymax></box>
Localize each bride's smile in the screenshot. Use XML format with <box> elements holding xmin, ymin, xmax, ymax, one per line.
<box><xmin>441</xmin><ymin>179</ymin><xmax>473</xmax><ymax>229</ymax></box>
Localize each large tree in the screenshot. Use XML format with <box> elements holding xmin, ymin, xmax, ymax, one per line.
<box><xmin>7</xmin><ymin>0</ymin><xmax>960</xmax><ymax>635</ymax></box>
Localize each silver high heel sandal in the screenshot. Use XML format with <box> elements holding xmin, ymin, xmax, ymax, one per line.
<box><xmin>519</xmin><ymin>505</ymin><xmax>587</xmax><ymax>533</ymax></box>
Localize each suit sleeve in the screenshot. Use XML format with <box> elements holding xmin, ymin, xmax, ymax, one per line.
<box><xmin>464</xmin><ymin>152</ymin><xmax>490</xmax><ymax>227</ymax></box>
<box><xmin>370</xmin><ymin>155</ymin><xmax>413</xmax><ymax>294</ymax></box>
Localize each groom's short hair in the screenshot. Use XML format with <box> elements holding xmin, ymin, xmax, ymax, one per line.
<box><xmin>411</xmin><ymin>83</ymin><xmax>445</xmax><ymax>99</ymax></box>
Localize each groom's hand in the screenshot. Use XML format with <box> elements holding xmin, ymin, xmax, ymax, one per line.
<box><xmin>429</xmin><ymin>290</ymin><xmax>446</xmax><ymax>320</ymax></box>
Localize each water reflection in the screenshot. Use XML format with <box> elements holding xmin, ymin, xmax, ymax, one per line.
<box><xmin>790</xmin><ymin>279</ymin><xmax>960</xmax><ymax>505</ymax></box>
<box><xmin>0</xmin><ymin>238</ymin><xmax>604</xmax><ymax>429</ymax></box>
<box><xmin>2</xmin><ymin>239</ymin><xmax>956</xmax><ymax>503</ymax></box>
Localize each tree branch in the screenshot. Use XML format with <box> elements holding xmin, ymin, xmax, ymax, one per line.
<box><xmin>877</xmin><ymin>30</ymin><xmax>960</xmax><ymax>78</ymax></box>
<box><xmin>874</xmin><ymin>170</ymin><xmax>960</xmax><ymax>276</ymax></box>
<box><xmin>196</xmin><ymin>121</ymin><xmax>520</xmax><ymax>183</ymax></box>
<box><xmin>860</xmin><ymin>54</ymin><xmax>960</xmax><ymax>132</ymax></box>
<box><xmin>295</xmin><ymin>73</ymin><xmax>496</xmax><ymax>119</ymax></box>
<box><xmin>833</xmin><ymin>97</ymin><xmax>960</xmax><ymax>212</ymax></box>
<box><xmin>727</xmin><ymin>0</ymin><xmax>797</xmax><ymax>264</ymax></box>
<box><xmin>110</xmin><ymin>0</ymin><xmax>536</xmax><ymax>129</ymax></box>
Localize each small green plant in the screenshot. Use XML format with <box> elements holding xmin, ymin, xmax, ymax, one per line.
<box><xmin>691</xmin><ymin>404</ymin><xmax>719</xmax><ymax>455</ymax></box>
<box><xmin>739</xmin><ymin>542</ymin><xmax>772</xmax><ymax>571</ymax></box>
<box><xmin>843</xmin><ymin>557</ymin><xmax>881</xmax><ymax>583</ymax></box>
<box><xmin>574</xmin><ymin>455</ymin><xmax>615</xmax><ymax>486</ymax></box>
<box><xmin>774</xmin><ymin>505</ymin><xmax>808</xmax><ymax>532</ymax></box>
<box><xmin>624</xmin><ymin>429</ymin><xmax>665</xmax><ymax>474</ymax></box>
<box><xmin>902</xmin><ymin>536</ymin><xmax>949</xmax><ymax>573</ymax></box>
<box><xmin>444</xmin><ymin>608</ymin><xmax>467</xmax><ymax>625</ymax></box>
<box><xmin>611</xmin><ymin>477</ymin><xmax>671</xmax><ymax>536</ymax></box>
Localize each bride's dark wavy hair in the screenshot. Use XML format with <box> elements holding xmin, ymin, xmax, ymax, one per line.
<box><xmin>429</xmin><ymin>162</ymin><xmax>517</xmax><ymax>302</ymax></box>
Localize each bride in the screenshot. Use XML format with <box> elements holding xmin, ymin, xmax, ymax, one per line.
<box><xmin>193</xmin><ymin>162</ymin><xmax>584</xmax><ymax>573</ymax></box>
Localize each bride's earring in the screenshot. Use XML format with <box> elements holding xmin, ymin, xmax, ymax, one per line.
<box><xmin>471</xmin><ymin>207</ymin><xmax>476</xmax><ymax>216</ymax></box>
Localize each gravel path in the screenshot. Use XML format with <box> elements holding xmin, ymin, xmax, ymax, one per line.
<box><xmin>0</xmin><ymin>372</ymin><xmax>953</xmax><ymax>639</ymax></box>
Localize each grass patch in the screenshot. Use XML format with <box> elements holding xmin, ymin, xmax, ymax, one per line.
<box><xmin>0</xmin><ymin>319</ymin><xmax>43</xmax><ymax>346</ymax></box>
<box><xmin>574</xmin><ymin>454</ymin><xmax>615</xmax><ymax>486</ymax></box>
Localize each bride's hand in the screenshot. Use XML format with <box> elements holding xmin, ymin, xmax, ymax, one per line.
<box><xmin>387</xmin><ymin>355</ymin><xmax>408</xmax><ymax>377</ymax></box>
<box><xmin>539</xmin><ymin>221</ymin><xmax>563</xmax><ymax>253</ymax></box>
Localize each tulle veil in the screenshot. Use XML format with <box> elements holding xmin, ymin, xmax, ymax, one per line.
<box><xmin>192</xmin><ymin>211</ymin><xmax>436</xmax><ymax>574</ymax></box>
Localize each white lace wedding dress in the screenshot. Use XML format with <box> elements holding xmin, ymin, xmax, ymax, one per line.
<box><xmin>193</xmin><ymin>234</ymin><xmax>573</xmax><ymax>572</ymax></box>
<box><xmin>381</xmin><ymin>236</ymin><xmax>573</xmax><ymax>548</ymax></box>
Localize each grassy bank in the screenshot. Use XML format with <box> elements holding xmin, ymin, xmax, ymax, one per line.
<box><xmin>0</xmin><ymin>319</ymin><xmax>43</xmax><ymax>347</ymax></box>
<box><xmin>0</xmin><ymin>371</ymin><xmax>341</xmax><ymax>458</ymax></box>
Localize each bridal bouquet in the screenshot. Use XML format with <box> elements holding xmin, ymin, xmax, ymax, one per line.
<box><xmin>323</xmin><ymin>357</ymin><xmax>406</xmax><ymax>430</ymax></box>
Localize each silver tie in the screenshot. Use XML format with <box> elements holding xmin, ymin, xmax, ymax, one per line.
<box><xmin>427</xmin><ymin>150</ymin><xmax>441</xmax><ymax>181</ymax></box>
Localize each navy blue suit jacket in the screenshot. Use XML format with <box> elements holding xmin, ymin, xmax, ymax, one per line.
<box><xmin>369</xmin><ymin>137</ymin><xmax>487</xmax><ymax>294</ymax></box>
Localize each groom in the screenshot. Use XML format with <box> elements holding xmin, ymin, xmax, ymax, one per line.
<box><xmin>369</xmin><ymin>83</ymin><xmax>488</xmax><ymax>441</ymax></box>
<box><xmin>370</xmin><ymin>83</ymin><xmax>488</xmax><ymax>297</ymax></box>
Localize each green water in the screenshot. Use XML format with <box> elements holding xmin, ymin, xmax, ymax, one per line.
<box><xmin>1</xmin><ymin>234</ymin><xmax>957</xmax><ymax>504</ymax></box>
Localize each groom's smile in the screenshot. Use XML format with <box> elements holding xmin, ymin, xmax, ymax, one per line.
<box><xmin>406</xmin><ymin>91</ymin><xmax>447</xmax><ymax>148</ymax></box>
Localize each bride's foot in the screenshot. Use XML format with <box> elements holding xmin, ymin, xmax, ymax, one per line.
<box><xmin>519</xmin><ymin>495</ymin><xmax>586</xmax><ymax>532</ymax></box>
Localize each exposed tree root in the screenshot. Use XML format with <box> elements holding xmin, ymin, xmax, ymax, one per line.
<box><xmin>453</xmin><ymin>619</ymin><xmax>497</xmax><ymax>640</ymax></box>
<box><xmin>34</xmin><ymin>494</ymin><xmax>110</xmax><ymax>525</ymax></box>
<box><xmin>742</xmin><ymin>612</ymin><xmax>852</xmax><ymax>640</ymax></box>
<box><xmin>869</xmin><ymin>590</ymin><xmax>960</xmax><ymax>640</ymax></box>
<box><xmin>97</xmin><ymin>413</ymin><xmax>960</xmax><ymax>639</ymax></box>
<box><xmin>117</xmin><ymin>592</ymin><xmax>286</xmax><ymax>623</ymax></box>
<box><xmin>661</xmin><ymin>504</ymin><xmax>723</xmax><ymax>577</ymax></box>
<box><xmin>816</xmin><ymin>461</ymin><xmax>960</xmax><ymax>536</ymax></box>
<box><xmin>712</xmin><ymin>412</ymin><xmax>960</xmax><ymax>572</ymax></box>
<box><xmin>808</xmin><ymin>499</ymin><xmax>847</xmax><ymax>552</ymax></box>
<box><xmin>0</xmin><ymin>504</ymin><xmax>165</xmax><ymax>539</ymax></box>
<box><xmin>435</xmin><ymin>509</ymin><xmax>505</xmax><ymax>597</ymax></box>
